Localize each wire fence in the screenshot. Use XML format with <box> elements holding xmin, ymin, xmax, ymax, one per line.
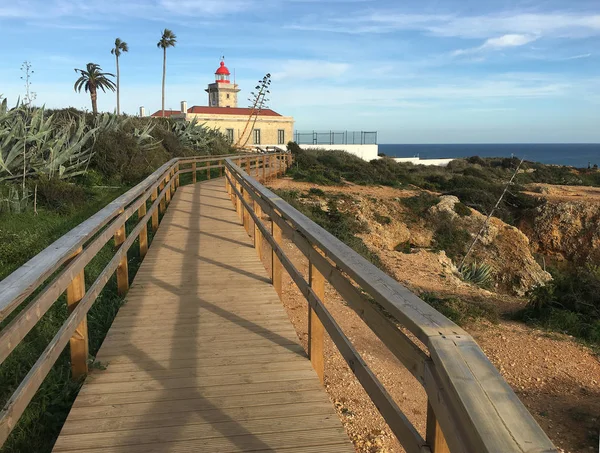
<box><xmin>294</xmin><ymin>131</ymin><xmax>377</xmax><ymax>145</ymax></box>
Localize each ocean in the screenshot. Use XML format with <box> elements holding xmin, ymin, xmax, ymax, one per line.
<box><xmin>378</xmin><ymin>144</ymin><xmax>600</xmax><ymax>168</ymax></box>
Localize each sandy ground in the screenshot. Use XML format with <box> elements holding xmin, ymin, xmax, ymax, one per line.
<box><xmin>525</xmin><ymin>183</ymin><xmax>600</xmax><ymax>204</ymax></box>
<box><xmin>237</xmin><ymin>179</ymin><xmax>600</xmax><ymax>453</ymax></box>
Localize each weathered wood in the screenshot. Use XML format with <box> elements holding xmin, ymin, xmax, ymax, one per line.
<box><xmin>165</xmin><ymin>173</ymin><xmax>171</xmax><ymax>204</ymax></box>
<box><xmin>206</xmin><ymin>161</ymin><xmax>211</xmax><ymax>180</ymax></box>
<box><xmin>219</xmin><ymin>160</ymin><xmax>223</xmax><ymax>177</ymax></box>
<box><xmin>114</xmin><ymin>211</ymin><xmax>129</xmax><ymax>297</ymax></box>
<box><xmin>308</xmin><ymin>260</ymin><xmax>325</xmax><ymax>384</ymax></box>
<box><xmin>273</xmin><ymin>221</ymin><xmax>282</xmax><ymax>297</ymax></box>
<box><xmin>151</xmin><ymin>187</ymin><xmax>159</xmax><ymax>232</ymax></box>
<box><xmin>0</xmin><ymin>159</ymin><xmax>174</xmax><ymax>322</ymax></box>
<box><xmin>254</xmin><ymin>203</ymin><xmax>263</xmax><ymax>261</ymax></box>
<box><xmin>66</xmin><ymin>247</ymin><xmax>88</xmax><ymax>379</ymax></box>
<box><xmin>192</xmin><ymin>162</ymin><xmax>197</xmax><ymax>183</ymax></box>
<box><xmin>0</xmin><ymin>194</ymin><xmax>159</xmax><ymax>448</ymax></box>
<box><xmin>262</xmin><ymin>155</ymin><xmax>267</xmax><ymax>181</ymax></box>
<box><xmin>243</xmin><ymin>189</ymin><xmax>253</xmax><ymax>235</ymax></box>
<box><xmin>138</xmin><ymin>202</ymin><xmax>148</xmax><ymax>258</ymax></box>
<box><xmin>48</xmin><ymin>178</ymin><xmax>352</xmax><ymax>453</ymax></box>
<box><xmin>427</xmin><ymin>402</ymin><xmax>450</xmax><ymax>453</ymax></box>
<box><xmin>158</xmin><ymin>180</ymin><xmax>166</xmax><ymax>214</ymax></box>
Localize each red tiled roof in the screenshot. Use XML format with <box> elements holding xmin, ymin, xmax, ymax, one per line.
<box><xmin>187</xmin><ymin>106</ymin><xmax>282</xmax><ymax>117</ymax></box>
<box><xmin>150</xmin><ymin>109</ymin><xmax>183</xmax><ymax>117</ymax></box>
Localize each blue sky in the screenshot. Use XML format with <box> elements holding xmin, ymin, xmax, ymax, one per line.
<box><xmin>0</xmin><ymin>0</ymin><xmax>599</xmax><ymax>143</ymax></box>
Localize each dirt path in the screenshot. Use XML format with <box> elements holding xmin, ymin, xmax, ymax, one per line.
<box><xmin>257</xmin><ymin>179</ymin><xmax>600</xmax><ymax>453</ymax></box>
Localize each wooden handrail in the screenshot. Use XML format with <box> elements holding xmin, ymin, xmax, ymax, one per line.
<box><xmin>224</xmin><ymin>157</ymin><xmax>558</xmax><ymax>453</ymax></box>
<box><xmin>0</xmin><ymin>152</ymin><xmax>271</xmax><ymax>447</ymax></box>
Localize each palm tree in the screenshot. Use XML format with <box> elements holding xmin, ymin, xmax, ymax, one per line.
<box><xmin>74</xmin><ymin>63</ymin><xmax>116</xmax><ymax>115</ymax></box>
<box><xmin>111</xmin><ymin>38</ymin><xmax>128</xmax><ymax>115</ymax></box>
<box><xmin>157</xmin><ymin>28</ymin><xmax>177</xmax><ymax>117</ymax></box>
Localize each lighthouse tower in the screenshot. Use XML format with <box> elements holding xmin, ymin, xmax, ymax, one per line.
<box><xmin>205</xmin><ymin>59</ymin><xmax>240</xmax><ymax>108</ymax></box>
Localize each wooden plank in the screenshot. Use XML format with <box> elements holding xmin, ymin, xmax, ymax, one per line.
<box><xmin>137</xmin><ymin>202</ymin><xmax>148</xmax><ymax>258</ymax></box>
<box><xmin>0</xmin><ymin>160</ymin><xmax>174</xmax><ymax>322</ymax></box>
<box><xmin>308</xmin><ymin>260</ymin><xmax>325</xmax><ymax>384</ymax></box>
<box><xmin>192</xmin><ymin>161</ymin><xmax>197</xmax><ymax>183</ymax></box>
<box><xmin>113</xmin><ymin>211</ymin><xmax>129</xmax><ymax>297</ymax></box>
<box><xmin>273</xmin><ymin>221</ymin><xmax>282</xmax><ymax>297</ymax></box>
<box><xmin>254</xmin><ymin>203</ymin><xmax>263</xmax><ymax>261</ymax></box>
<box><xmin>150</xmin><ymin>187</ymin><xmax>159</xmax><ymax>232</ymax></box>
<box><xmin>65</xmin><ymin>247</ymin><xmax>88</xmax><ymax>379</ymax></box>
<box><xmin>427</xmin><ymin>402</ymin><xmax>450</xmax><ymax>453</ymax></box>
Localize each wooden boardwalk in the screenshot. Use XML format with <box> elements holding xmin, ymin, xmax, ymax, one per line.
<box><xmin>52</xmin><ymin>178</ymin><xmax>353</xmax><ymax>453</ymax></box>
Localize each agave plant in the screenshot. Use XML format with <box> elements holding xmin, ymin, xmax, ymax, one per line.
<box><xmin>460</xmin><ymin>261</ymin><xmax>493</xmax><ymax>287</ymax></box>
<box><xmin>0</xmin><ymin>102</ymin><xmax>98</xmax><ymax>181</ymax></box>
<box><xmin>170</xmin><ymin>117</ymin><xmax>219</xmax><ymax>151</ymax></box>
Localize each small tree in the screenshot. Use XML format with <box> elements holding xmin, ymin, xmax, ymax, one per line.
<box><xmin>74</xmin><ymin>63</ymin><xmax>116</xmax><ymax>115</ymax></box>
<box><xmin>111</xmin><ymin>38</ymin><xmax>129</xmax><ymax>115</ymax></box>
<box><xmin>157</xmin><ymin>29</ymin><xmax>177</xmax><ymax>117</ymax></box>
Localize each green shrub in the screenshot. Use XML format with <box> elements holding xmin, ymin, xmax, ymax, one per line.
<box><xmin>519</xmin><ymin>265</ymin><xmax>600</xmax><ymax>345</ymax></box>
<box><xmin>308</xmin><ymin>187</ymin><xmax>325</xmax><ymax>197</ymax></box>
<box><xmin>373</xmin><ymin>213</ymin><xmax>391</xmax><ymax>225</ymax></box>
<box><xmin>454</xmin><ymin>202</ymin><xmax>472</xmax><ymax>217</ymax></box>
<box><xmin>421</xmin><ymin>292</ymin><xmax>498</xmax><ymax>325</ymax></box>
<box><xmin>35</xmin><ymin>177</ymin><xmax>86</xmax><ymax>213</ymax></box>
<box><xmin>401</xmin><ymin>192</ymin><xmax>440</xmax><ymax>217</ymax></box>
<box><xmin>432</xmin><ymin>214</ymin><xmax>472</xmax><ymax>261</ymax></box>
<box><xmin>394</xmin><ymin>241</ymin><xmax>412</xmax><ymax>254</ymax></box>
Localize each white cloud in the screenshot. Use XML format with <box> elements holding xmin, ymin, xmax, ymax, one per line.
<box><xmin>452</xmin><ymin>33</ymin><xmax>538</xmax><ymax>56</ymax></box>
<box><xmin>563</xmin><ymin>53</ymin><xmax>592</xmax><ymax>60</ymax></box>
<box><xmin>291</xmin><ymin>11</ymin><xmax>600</xmax><ymax>40</ymax></box>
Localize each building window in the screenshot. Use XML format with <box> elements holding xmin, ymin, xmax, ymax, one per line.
<box><xmin>277</xmin><ymin>129</ymin><xmax>285</xmax><ymax>145</ymax></box>
<box><xmin>226</xmin><ymin>94</ymin><xmax>230</xmax><ymax>99</ymax></box>
<box><xmin>226</xmin><ymin>128</ymin><xmax>234</xmax><ymax>143</ymax></box>
<box><xmin>253</xmin><ymin>129</ymin><xmax>261</xmax><ymax>145</ymax></box>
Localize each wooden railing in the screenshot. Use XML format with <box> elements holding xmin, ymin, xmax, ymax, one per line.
<box><xmin>224</xmin><ymin>158</ymin><xmax>558</xmax><ymax>453</ymax></box>
<box><xmin>0</xmin><ymin>151</ymin><xmax>289</xmax><ymax>447</ymax></box>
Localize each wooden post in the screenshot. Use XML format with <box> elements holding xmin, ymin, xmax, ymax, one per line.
<box><xmin>207</xmin><ymin>161</ymin><xmax>211</xmax><ymax>180</ymax></box>
<box><xmin>170</xmin><ymin>169</ymin><xmax>175</xmax><ymax>196</ymax></box>
<box><xmin>255</xmin><ymin>203</ymin><xmax>263</xmax><ymax>261</ymax></box>
<box><xmin>246</xmin><ymin>156</ymin><xmax>250</xmax><ymax>174</ymax></box>
<box><xmin>175</xmin><ymin>163</ymin><xmax>180</xmax><ymax>188</ymax></box>
<box><xmin>309</xmin><ymin>259</ymin><xmax>325</xmax><ymax>384</ymax></box>
<box><xmin>165</xmin><ymin>174</ymin><xmax>171</xmax><ymax>205</ymax></box>
<box><xmin>66</xmin><ymin>246</ymin><xmax>88</xmax><ymax>379</ymax></box>
<box><xmin>262</xmin><ymin>155</ymin><xmax>267</xmax><ymax>182</ymax></box>
<box><xmin>138</xmin><ymin>201</ymin><xmax>148</xmax><ymax>258</ymax></box>
<box><xmin>236</xmin><ymin>182</ymin><xmax>243</xmax><ymax>222</ymax></box>
<box><xmin>192</xmin><ymin>162</ymin><xmax>197</xmax><ymax>184</ymax></box>
<box><xmin>114</xmin><ymin>211</ymin><xmax>129</xmax><ymax>297</ymax></box>
<box><xmin>158</xmin><ymin>181</ymin><xmax>165</xmax><ymax>214</ymax></box>
<box><xmin>256</xmin><ymin>157</ymin><xmax>260</xmax><ymax>178</ymax></box>
<box><xmin>273</xmin><ymin>221</ymin><xmax>282</xmax><ymax>297</ymax></box>
<box><xmin>243</xmin><ymin>189</ymin><xmax>253</xmax><ymax>235</ymax></box>
<box><xmin>151</xmin><ymin>187</ymin><xmax>159</xmax><ymax>232</ymax></box>
<box><xmin>426</xmin><ymin>402</ymin><xmax>451</xmax><ymax>453</ymax></box>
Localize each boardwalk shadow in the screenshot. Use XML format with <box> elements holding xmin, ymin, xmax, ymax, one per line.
<box><xmin>111</xmin><ymin>178</ymin><xmax>300</xmax><ymax>451</ymax></box>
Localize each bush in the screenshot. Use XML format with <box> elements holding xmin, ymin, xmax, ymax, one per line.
<box><xmin>308</xmin><ymin>187</ymin><xmax>325</xmax><ymax>197</ymax></box>
<box><xmin>421</xmin><ymin>292</ymin><xmax>498</xmax><ymax>325</ymax></box>
<box><xmin>454</xmin><ymin>202</ymin><xmax>472</xmax><ymax>217</ymax></box>
<box><xmin>394</xmin><ymin>241</ymin><xmax>412</xmax><ymax>254</ymax></box>
<box><xmin>432</xmin><ymin>214</ymin><xmax>472</xmax><ymax>261</ymax></box>
<box><xmin>373</xmin><ymin>213</ymin><xmax>391</xmax><ymax>225</ymax></box>
<box><xmin>35</xmin><ymin>177</ymin><xmax>86</xmax><ymax>213</ymax></box>
<box><xmin>519</xmin><ymin>265</ymin><xmax>600</xmax><ymax>345</ymax></box>
<box><xmin>401</xmin><ymin>193</ymin><xmax>440</xmax><ymax>217</ymax></box>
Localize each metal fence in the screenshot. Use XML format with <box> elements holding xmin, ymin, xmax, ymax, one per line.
<box><xmin>294</xmin><ymin>131</ymin><xmax>377</xmax><ymax>145</ymax></box>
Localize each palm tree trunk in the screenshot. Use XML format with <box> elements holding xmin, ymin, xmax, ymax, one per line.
<box><xmin>91</xmin><ymin>88</ymin><xmax>98</xmax><ymax>115</ymax></box>
<box><xmin>161</xmin><ymin>47</ymin><xmax>166</xmax><ymax>117</ymax></box>
<box><xmin>116</xmin><ymin>54</ymin><xmax>120</xmax><ymax>115</ymax></box>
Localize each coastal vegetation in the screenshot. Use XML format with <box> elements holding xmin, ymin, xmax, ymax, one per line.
<box><xmin>285</xmin><ymin>144</ymin><xmax>600</xmax><ymax>349</ymax></box>
<box><xmin>0</xmin><ymin>100</ymin><xmax>232</xmax><ymax>453</ymax></box>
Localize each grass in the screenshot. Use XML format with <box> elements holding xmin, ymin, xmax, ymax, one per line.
<box><xmin>0</xmin><ymin>185</ymin><xmax>166</xmax><ymax>453</ymax></box>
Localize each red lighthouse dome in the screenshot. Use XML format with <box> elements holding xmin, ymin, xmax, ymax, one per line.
<box><xmin>215</xmin><ymin>61</ymin><xmax>230</xmax><ymax>83</ymax></box>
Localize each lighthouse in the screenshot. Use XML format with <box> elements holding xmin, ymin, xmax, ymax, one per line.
<box><xmin>205</xmin><ymin>60</ymin><xmax>240</xmax><ymax>108</ymax></box>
